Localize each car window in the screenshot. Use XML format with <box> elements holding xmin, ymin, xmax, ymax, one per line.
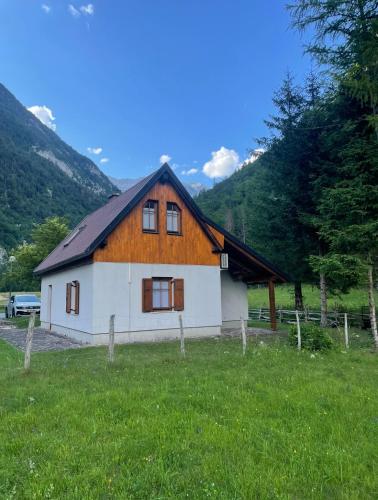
<box><xmin>15</xmin><ymin>295</ymin><xmax>39</xmax><ymax>302</ymax></box>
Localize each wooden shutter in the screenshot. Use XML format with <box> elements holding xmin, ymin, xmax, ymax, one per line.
<box><xmin>74</xmin><ymin>281</ymin><xmax>80</xmax><ymax>315</ymax></box>
<box><xmin>66</xmin><ymin>283</ymin><xmax>71</xmax><ymax>313</ymax></box>
<box><xmin>174</xmin><ymin>279</ymin><xmax>184</xmax><ymax>311</ymax></box>
<box><xmin>142</xmin><ymin>278</ymin><xmax>153</xmax><ymax>312</ymax></box>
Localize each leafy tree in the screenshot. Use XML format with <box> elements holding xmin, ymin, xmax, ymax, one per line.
<box><xmin>0</xmin><ymin>217</ymin><xmax>69</xmax><ymax>291</ymax></box>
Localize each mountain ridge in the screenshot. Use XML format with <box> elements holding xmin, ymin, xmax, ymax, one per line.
<box><xmin>0</xmin><ymin>82</ymin><xmax>118</xmax><ymax>249</ymax></box>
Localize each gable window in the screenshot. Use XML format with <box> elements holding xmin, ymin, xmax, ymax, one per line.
<box><xmin>143</xmin><ymin>200</ymin><xmax>158</xmax><ymax>232</ymax></box>
<box><xmin>142</xmin><ymin>278</ymin><xmax>184</xmax><ymax>312</ymax></box>
<box><xmin>65</xmin><ymin>281</ymin><xmax>80</xmax><ymax>314</ymax></box>
<box><xmin>166</xmin><ymin>202</ymin><xmax>181</xmax><ymax>234</ymax></box>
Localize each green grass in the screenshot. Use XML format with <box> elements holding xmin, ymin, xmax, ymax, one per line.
<box><xmin>249</xmin><ymin>284</ymin><xmax>376</xmax><ymax>311</ymax></box>
<box><xmin>0</xmin><ymin>337</ymin><xmax>377</xmax><ymax>498</ymax></box>
<box><xmin>6</xmin><ymin>316</ymin><xmax>41</xmax><ymax>329</ymax></box>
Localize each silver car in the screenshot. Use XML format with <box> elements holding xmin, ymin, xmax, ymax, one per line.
<box><xmin>5</xmin><ymin>294</ymin><xmax>41</xmax><ymax>317</ymax></box>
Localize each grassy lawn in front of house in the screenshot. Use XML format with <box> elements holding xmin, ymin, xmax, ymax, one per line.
<box><xmin>0</xmin><ymin>334</ymin><xmax>377</xmax><ymax>499</ymax></box>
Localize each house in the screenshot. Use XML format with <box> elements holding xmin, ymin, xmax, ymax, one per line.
<box><xmin>34</xmin><ymin>164</ymin><xmax>288</xmax><ymax>345</ymax></box>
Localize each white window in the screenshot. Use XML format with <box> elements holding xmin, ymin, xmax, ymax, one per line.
<box><xmin>143</xmin><ymin>200</ymin><xmax>158</xmax><ymax>232</ymax></box>
<box><xmin>152</xmin><ymin>278</ymin><xmax>171</xmax><ymax>309</ymax></box>
<box><xmin>167</xmin><ymin>202</ymin><xmax>181</xmax><ymax>234</ymax></box>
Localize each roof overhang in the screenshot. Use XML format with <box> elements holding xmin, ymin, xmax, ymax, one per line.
<box><xmin>203</xmin><ymin>217</ymin><xmax>290</xmax><ymax>284</ymax></box>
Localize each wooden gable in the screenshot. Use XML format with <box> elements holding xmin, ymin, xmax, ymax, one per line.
<box><xmin>93</xmin><ymin>181</ymin><xmax>223</xmax><ymax>266</ymax></box>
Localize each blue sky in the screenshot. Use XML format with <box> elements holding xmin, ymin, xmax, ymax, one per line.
<box><xmin>1</xmin><ymin>0</ymin><xmax>312</xmax><ymax>185</ymax></box>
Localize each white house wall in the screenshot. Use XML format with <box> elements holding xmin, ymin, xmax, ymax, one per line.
<box><xmin>40</xmin><ymin>264</ymin><xmax>94</xmax><ymax>340</ymax></box>
<box><xmin>221</xmin><ymin>270</ymin><xmax>248</xmax><ymax>328</ymax></box>
<box><xmin>89</xmin><ymin>262</ymin><xmax>222</xmax><ymax>343</ymax></box>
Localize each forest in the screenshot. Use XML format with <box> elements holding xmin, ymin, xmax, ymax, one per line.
<box><xmin>197</xmin><ymin>0</ymin><xmax>378</xmax><ymax>346</ymax></box>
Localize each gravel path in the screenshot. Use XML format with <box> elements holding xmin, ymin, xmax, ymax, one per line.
<box><xmin>0</xmin><ymin>324</ymin><xmax>85</xmax><ymax>352</ymax></box>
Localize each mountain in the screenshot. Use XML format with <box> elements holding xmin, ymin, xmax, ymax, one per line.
<box><xmin>110</xmin><ymin>176</ymin><xmax>207</xmax><ymax>197</ymax></box>
<box><xmin>0</xmin><ymin>83</ymin><xmax>118</xmax><ymax>249</ymax></box>
<box><xmin>184</xmin><ymin>182</ymin><xmax>207</xmax><ymax>197</ymax></box>
<box><xmin>108</xmin><ymin>176</ymin><xmax>142</xmax><ymax>192</ymax></box>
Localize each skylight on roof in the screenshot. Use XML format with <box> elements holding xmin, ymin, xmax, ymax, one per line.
<box><xmin>63</xmin><ymin>225</ymin><xmax>86</xmax><ymax>247</ymax></box>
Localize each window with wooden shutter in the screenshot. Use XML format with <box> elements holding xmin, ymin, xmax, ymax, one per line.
<box><xmin>66</xmin><ymin>283</ymin><xmax>71</xmax><ymax>313</ymax></box>
<box><xmin>142</xmin><ymin>278</ymin><xmax>153</xmax><ymax>312</ymax></box>
<box><xmin>143</xmin><ymin>277</ymin><xmax>184</xmax><ymax>312</ymax></box>
<box><xmin>174</xmin><ymin>279</ymin><xmax>184</xmax><ymax>311</ymax></box>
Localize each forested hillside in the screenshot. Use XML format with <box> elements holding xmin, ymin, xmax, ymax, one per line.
<box><xmin>198</xmin><ymin>0</ymin><xmax>378</xmax><ymax>342</ymax></box>
<box><xmin>0</xmin><ymin>83</ymin><xmax>117</xmax><ymax>249</ymax></box>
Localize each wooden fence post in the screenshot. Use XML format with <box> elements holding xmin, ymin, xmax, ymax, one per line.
<box><xmin>24</xmin><ymin>312</ymin><xmax>36</xmax><ymax>370</ymax></box>
<box><xmin>268</xmin><ymin>280</ymin><xmax>277</xmax><ymax>331</ymax></box>
<box><xmin>344</xmin><ymin>313</ymin><xmax>349</xmax><ymax>349</ymax></box>
<box><xmin>179</xmin><ymin>314</ymin><xmax>185</xmax><ymax>357</ymax></box>
<box><xmin>240</xmin><ymin>317</ymin><xmax>247</xmax><ymax>356</ymax></box>
<box><xmin>295</xmin><ymin>310</ymin><xmax>301</xmax><ymax>351</ymax></box>
<box><xmin>108</xmin><ymin>314</ymin><xmax>115</xmax><ymax>363</ymax></box>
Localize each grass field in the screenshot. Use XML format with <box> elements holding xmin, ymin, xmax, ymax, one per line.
<box><xmin>1</xmin><ymin>336</ymin><xmax>377</xmax><ymax>498</ymax></box>
<box><xmin>248</xmin><ymin>284</ymin><xmax>376</xmax><ymax>311</ymax></box>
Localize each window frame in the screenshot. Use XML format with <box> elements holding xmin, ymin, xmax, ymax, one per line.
<box><xmin>151</xmin><ymin>277</ymin><xmax>172</xmax><ymax>311</ymax></box>
<box><xmin>166</xmin><ymin>202</ymin><xmax>182</xmax><ymax>235</ymax></box>
<box><xmin>142</xmin><ymin>199</ymin><xmax>159</xmax><ymax>233</ymax></box>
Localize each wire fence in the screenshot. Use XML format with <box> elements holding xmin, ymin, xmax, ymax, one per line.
<box><xmin>248</xmin><ymin>307</ymin><xmax>372</xmax><ymax>329</ymax></box>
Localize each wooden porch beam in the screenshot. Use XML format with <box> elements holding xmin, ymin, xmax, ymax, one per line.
<box><xmin>268</xmin><ymin>279</ymin><xmax>277</xmax><ymax>332</ymax></box>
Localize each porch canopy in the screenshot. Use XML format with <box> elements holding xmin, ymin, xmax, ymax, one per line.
<box><xmin>205</xmin><ymin>219</ymin><xmax>290</xmax><ymax>331</ymax></box>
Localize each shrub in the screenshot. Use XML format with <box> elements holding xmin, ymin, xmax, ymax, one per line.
<box><xmin>289</xmin><ymin>323</ymin><xmax>333</xmax><ymax>351</ymax></box>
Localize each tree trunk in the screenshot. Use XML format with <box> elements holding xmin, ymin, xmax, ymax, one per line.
<box><xmin>294</xmin><ymin>282</ymin><xmax>304</xmax><ymax>310</ymax></box>
<box><xmin>367</xmin><ymin>264</ymin><xmax>378</xmax><ymax>350</ymax></box>
<box><xmin>320</xmin><ymin>272</ymin><xmax>328</xmax><ymax>327</ymax></box>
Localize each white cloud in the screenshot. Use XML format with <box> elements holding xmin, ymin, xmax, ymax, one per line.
<box><xmin>80</xmin><ymin>4</ymin><xmax>94</xmax><ymax>15</ymax></box>
<box><xmin>181</xmin><ymin>168</ymin><xmax>198</xmax><ymax>175</ymax></box>
<box><xmin>160</xmin><ymin>154</ymin><xmax>171</xmax><ymax>165</ymax></box>
<box><xmin>27</xmin><ymin>105</ymin><xmax>56</xmax><ymax>131</ymax></box>
<box><xmin>41</xmin><ymin>4</ymin><xmax>51</xmax><ymax>13</ymax></box>
<box><xmin>68</xmin><ymin>4</ymin><xmax>80</xmax><ymax>17</ymax></box>
<box><xmin>87</xmin><ymin>147</ymin><xmax>103</xmax><ymax>155</ymax></box>
<box><xmin>100</xmin><ymin>158</ymin><xmax>109</xmax><ymax>163</ymax></box>
<box><xmin>202</xmin><ymin>146</ymin><xmax>240</xmax><ymax>179</ymax></box>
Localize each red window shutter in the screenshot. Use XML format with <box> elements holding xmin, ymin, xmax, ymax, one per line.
<box><xmin>142</xmin><ymin>278</ymin><xmax>153</xmax><ymax>312</ymax></box>
<box><xmin>174</xmin><ymin>279</ymin><xmax>184</xmax><ymax>311</ymax></box>
<box><xmin>66</xmin><ymin>283</ymin><xmax>71</xmax><ymax>313</ymax></box>
<box><xmin>74</xmin><ymin>281</ymin><xmax>80</xmax><ymax>314</ymax></box>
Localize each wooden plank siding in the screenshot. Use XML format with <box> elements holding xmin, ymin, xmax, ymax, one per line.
<box><xmin>94</xmin><ymin>182</ymin><xmax>223</xmax><ymax>266</ymax></box>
